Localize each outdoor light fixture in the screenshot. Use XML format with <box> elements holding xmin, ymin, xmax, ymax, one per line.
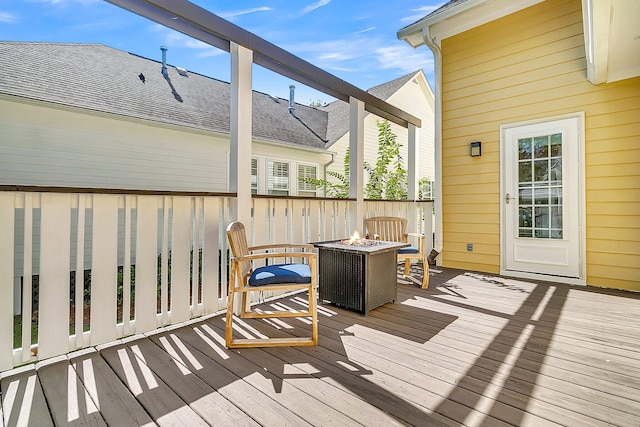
<box><xmin>470</xmin><ymin>141</ymin><xmax>482</xmax><ymax>157</ymax></box>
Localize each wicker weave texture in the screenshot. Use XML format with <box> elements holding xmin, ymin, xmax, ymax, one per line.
<box><xmin>318</xmin><ymin>247</ymin><xmax>397</xmax><ymax>315</ymax></box>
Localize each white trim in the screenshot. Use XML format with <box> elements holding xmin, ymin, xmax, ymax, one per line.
<box><xmin>499</xmin><ymin>112</ymin><xmax>586</xmax><ymax>285</ymax></box>
<box><xmin>398</xmin><ymin>0</ymin><xmax>543</xmax><ymax>47</ymax></box>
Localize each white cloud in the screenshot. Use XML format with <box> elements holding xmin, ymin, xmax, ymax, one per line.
<box><xmin>165</xmin><ymin>31</ymin><xmax>226</xmax><ymax>58</ymax></box>
<box><xmin>218</xmin><ymin>7</ymin><xmax>272</xmax><ymax>21</ymax></box>
<box><xmin>375</xmin><ymin>45</ymin><xmax>433</xmax><ymax>74</ymax></box>
<box><xmin>27</xmin><ymin>0</ymin><xmax>99</xmax><ymax>4</ymax></box>
<box><xmin>0</xmin><ymin>12</ymin><xmax>17</xmax><ymax>24</ymax></box>
<box><xmin>299</xmin><ymin>0</ymin><xmax>330</xmax><ymax>16</ymax></box>
<box><xmin>355</xmin><ymin>26</ymin><xmax>376</xmax><ymax>34</ymax></box>
<box><xmin>400</xmin><ymin>3</ymin><xmax>444</xmax><ymax>23</ymax></box>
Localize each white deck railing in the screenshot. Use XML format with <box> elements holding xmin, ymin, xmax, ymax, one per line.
<box><xmin>0</xmin><ymin>189</ymin><xmax>433</xmax><ymax>372</ymax></box>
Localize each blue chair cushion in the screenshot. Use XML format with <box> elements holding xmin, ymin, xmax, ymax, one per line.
<box><xmin>398</xmin><ymin>246</ymin><xmax>420</xmax><ymax>255</ymax></box>
<box><xmin>249</xmin><ymin>263</ymin><xmax>312</xmax><ymax>286</ymax></box>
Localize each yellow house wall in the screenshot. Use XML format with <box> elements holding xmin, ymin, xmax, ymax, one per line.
<box><xmin>439</xmin><ymin>0</ymin><xmax>640</xmax><ymax>290</ymax></box>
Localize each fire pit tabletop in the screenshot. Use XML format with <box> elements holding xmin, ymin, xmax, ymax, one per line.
<box><xmin>312</xmin><ymin>239</ymin><xmax>409</xmax><ymax>254</ymax></box>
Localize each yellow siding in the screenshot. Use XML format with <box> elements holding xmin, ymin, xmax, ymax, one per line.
<box><xmin>440</xmin><ymin>0</ymin><xmax>640</xmax><ymax>290</ymax></box>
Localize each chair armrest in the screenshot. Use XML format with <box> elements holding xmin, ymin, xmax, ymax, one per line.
<box><xmin>232</xmin><ymin>251</ymin><xmax>317</xmax><ymax>263</ymax></box>
<box><xmin>249</xmin><ymin>243</ymin><xmax>315</xmax><ymax>252</ymax></box>
<box><xmin>407</xmin><ymin>232</ymin><xmax>426</xmax><ymax>251</ymax></box>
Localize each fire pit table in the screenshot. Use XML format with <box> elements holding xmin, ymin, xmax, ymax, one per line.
<box><xmin>313</xmin><ymin>239</ymin><xmax>409</xmax><ymax>315</ymax></box>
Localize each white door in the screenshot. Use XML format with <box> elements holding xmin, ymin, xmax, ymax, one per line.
<box><xmin>502</xmin><ymin>115</ymin><xmax>582</xmax><ymax>278</ymax></box>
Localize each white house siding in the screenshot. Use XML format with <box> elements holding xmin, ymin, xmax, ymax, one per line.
<box><xmin>0</xmin><ymin>97</ymin><xmax>229</xmax><ymax>192</ymax></box>
<box><xmin>385</xmin><ymin>73</ymin><xmax>435</xmax><ymax>183</ymax></box>
<box><xmin>327</xmin><ymin>73</ymin><xmax>435</xmax><ymax>195</ymax></box>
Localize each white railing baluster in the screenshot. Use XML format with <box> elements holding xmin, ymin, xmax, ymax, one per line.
<box><xmin>159</xmin><ymin>197</ymin><xmax>170</xmax><ymax>325</ymax></box>
<box><xmin>135</xmin><ymin>196</ymin><xmax>160</xmax><ymax>333</ymax></box>
<box><xmin>122</xmin><ymin>195</ymin><xmax>133</xmax><ymax>336</ymax></box>
<box><xmin>170</xmin><ymin>197</ymin><xmax>191</xmax><ymax>324</ymax></box>
<box><xmin>0</xmin><ymin>193</ymin><xmax>15</xmax><ymax>371</ymax></box>
<box><xmin>201</xmin><ymin>197</ymin><xmax>220</xmax><ymax>313</ymax></box>
<box><xmin>74</xmin><ymin>194</ymin><xmax>86</xmax><ymax>348</ymax></box>
<box><xmin>90</xmin><ymin>195</ymin><xmax>119</xmax><ymax>346</ymax></box>
<box><xmin>192</xmin><ymin>197</ymin><xmax>202</xmax><ymax>317</ymax></box>
<box><xmin>291</xmin><ymin>199</ymin><xmax>304</xmax><ymax>242</ymax></box>
<box><xmin>21</xmin><ymin>193</ymin><xmax>33</xmax><ymax>363</ymax></box>
<box><xmin>38</xmin><ymin>193</ymin><xmax>71</xmax><ymax>360</ymax></box>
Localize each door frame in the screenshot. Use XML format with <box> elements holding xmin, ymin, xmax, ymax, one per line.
<box><xmin>499</xmin><ymin>112</ymin><xmax>587</xmax><ymax>285</ymax></box>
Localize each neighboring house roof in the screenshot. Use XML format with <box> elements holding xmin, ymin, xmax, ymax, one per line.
<box><xmin>0</xmin><ymin>41</ymin><xmax>328</xmax><ymax>150</ymax></box>
<box><xmin>322</xmin><ymin>70</ymin><xmax>423</xmax><ymax>148</ymax></box>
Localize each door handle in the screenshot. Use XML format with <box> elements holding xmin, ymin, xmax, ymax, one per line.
<box><xmin>505</xmin><ymin>193</ymin><xmax>515</xmax><ymax>204</ymax></box>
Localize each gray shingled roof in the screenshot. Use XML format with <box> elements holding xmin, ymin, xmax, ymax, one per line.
<box><xmin>0</xmin><ymin>41</ymin><xmax>328</xmax><ymax>150</ymax></box>
<box><xmin>322</xmin><ymin>70</ymin><xmax>421</xmax><ymax>148</ymax></box>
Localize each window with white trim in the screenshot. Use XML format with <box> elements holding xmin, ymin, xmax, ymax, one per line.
<box><xmin>267</xmin><ymin>160</ymin><xmax>289</xmax><ymax>195</ymax></box>
<box><xmin>251</xmin><ymin>158</ymin><xmax>258</xmax><ymax>194</ymax></box>
<box><xmin>297</xmin><ymin>164</ymin><xmax>317</xmax><ymax>197</ymax></box>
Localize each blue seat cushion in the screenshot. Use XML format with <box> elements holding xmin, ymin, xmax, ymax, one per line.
<box><xmin>249</xmin><ymin>263</ymin><xmax>312</xmax><ymax>286</ymax></box>
<box><xmin>398</xmin><ymin>246</ymin><xmax>420</xmax><ymax>255</ymax></box>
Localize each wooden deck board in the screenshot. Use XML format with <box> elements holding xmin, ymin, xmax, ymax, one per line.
<box><xmin>35</xmin><ymin>356</ymin><xmax>108</xmax><ymax>426</ymax></box>
<box><xmin>67</xmin><ymin>349</ymin><xmax>154</xmax><ymax>427</ymax></box>
<box><xmin>0</xmin><ymin>367</ymin><xmax>54</xmax><ymax>427</ymax></box>
<box><xmin>2</xmin><ymin>267</ymin><xmax>639</xmax><ymax>427</ymax></box>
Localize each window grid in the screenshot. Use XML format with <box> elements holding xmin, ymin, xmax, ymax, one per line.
<box><xmin>267</xmin><ymin>160</ymin><xmax>289</xmax><ymax>196</ymax></box>
<box><xmin>517</xmin><ymin>133</ymin><xmax>563</xmax><ymax>239</ymax></box>
<box><xmin>298</xmin><ymin>164</ymin><xmax>317</xmax><ymax>197</ymax></box>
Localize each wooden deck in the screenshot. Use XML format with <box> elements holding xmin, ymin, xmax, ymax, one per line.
<box><xmin>2</xmin><ymin>267</ymin><xmax>639</xmax><ymax>426</ymax></box>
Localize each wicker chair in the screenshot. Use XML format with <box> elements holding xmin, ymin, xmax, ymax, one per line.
<box><xmin>364</xmin><ymin>216</ymin><xmax>429</xmax><ymax>289</ymax></box>
<box><xmin>225</xmin><ymin>221</ymin><xmax>318</xmax><ymax>348</ymax></box>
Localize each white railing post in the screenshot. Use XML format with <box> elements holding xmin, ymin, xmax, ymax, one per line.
<box><xmin>229</xmin><ymin>42</ymin><xmax>253</xmax><ymax>229</ymax></box>
<box><xmin>349</xmin><ymin>97</ymin><xmax>365</xmax><ymax>233</ymax></box>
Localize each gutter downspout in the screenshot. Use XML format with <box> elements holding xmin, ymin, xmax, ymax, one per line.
<box><xmin>423</xmin><ymin>27</ymin><xmax>444</xmax><ymax>261</ymax></box>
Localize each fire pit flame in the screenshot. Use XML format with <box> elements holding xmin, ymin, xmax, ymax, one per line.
<box><xmin>341</xmin><ymin>230</ymin><xmax>383</xmax><ymax>247</ymax></box>
<box><xmin>346</xmin><ymin>230</ymin><xmax>363</xmax><ymax>245</ymax></box>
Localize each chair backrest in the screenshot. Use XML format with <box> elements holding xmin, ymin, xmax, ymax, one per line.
<box><xmin>364</xmin><ymin>216</ymin><xmax>407</xmax><ymax>243</ymax></box>
<box><xmin>226</xmin><ymin>221</ymin><xmax>252</xmax><ymax>278</ymax></box>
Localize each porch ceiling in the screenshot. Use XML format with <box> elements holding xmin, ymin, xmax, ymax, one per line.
<box><xmin>104</xmin><ymin>0</ymin><xmax>421</xmax><ymax>129</ymax></box>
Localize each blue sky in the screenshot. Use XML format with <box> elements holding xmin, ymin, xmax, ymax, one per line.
<box><xmin>0</xmin><ymin>0</ymin><xmax>443</xmax><ymax>105</ymax></box>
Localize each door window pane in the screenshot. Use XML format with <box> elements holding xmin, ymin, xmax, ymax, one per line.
<box><xmin>517</xmin><ymin>132</ymin><xmax>563</xmax><ymax>239</ymax></box>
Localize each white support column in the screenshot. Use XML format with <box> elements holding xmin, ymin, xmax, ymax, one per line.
<box><xmin>229</xmin><ymin>41</ymin><xmax>253</xmax><ymax>229</ymax></box>
<box><xmin>408</xmin><ymin>123</ymin><xmax>419</xmax><ymax>200</ymax></box>
<box><xmin>349</xmin><ymin>97</ymin><xmax>365</xmax><ymax>233</ymax></box>
<box><xmin>407</xmin><ymin>123</ymin><xmax>419</xmax><ymax>231</ymax></box>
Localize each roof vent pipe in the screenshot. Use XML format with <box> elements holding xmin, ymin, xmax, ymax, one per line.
<box><xmin>289</xmin><ymin>85</ymin><xmax>295</xmax><ymax>114</ymax></box>
<box><xmin>160</xmin><ymin>46</ymin><xmax>168</xmax><ymax>77</ymax></box>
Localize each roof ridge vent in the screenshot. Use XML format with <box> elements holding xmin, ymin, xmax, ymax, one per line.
<box><xmin>175</xmin><ymin>66</ymin><xmax>188</xmax><ymax>77</ymax></box>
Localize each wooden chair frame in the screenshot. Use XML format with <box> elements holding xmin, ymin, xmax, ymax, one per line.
<box><xmin>226</xmin><ymin>221</ymin><xmax>318</xmax><ymax>348</ymax></box>
<box><xmin>364</xmin><ymin>216</ymin><xmax>429</xmax><ymax>289</ymax></box>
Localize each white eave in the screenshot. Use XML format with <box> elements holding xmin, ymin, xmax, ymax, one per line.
<box><xmin>398</xmin><ymin>0</ymin><xmax>640</xmax><ymax>85</ymax></box>
<box><xmin>582</xmin><ymin>0</ymin><xmax>640</xmax><ymax>84</ymax></box>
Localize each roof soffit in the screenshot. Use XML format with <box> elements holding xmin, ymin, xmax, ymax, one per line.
<box><xmin>398</xmin><ymin>0</ymin><xmax>544</xmax><ymax>47</ymax></box>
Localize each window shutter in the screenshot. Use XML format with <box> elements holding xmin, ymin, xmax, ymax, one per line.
<box><xmin>298</xmin><ymin>164</ymin><xmax>317</xmax><ymax>196</ymax></box>
<box><xmin>251</xmin><ymin>158</ymin><xmax>258</xmax><ymax>194</ymax></box>
<box><xmin>267</xmin><ymin>160</ymin><xmax>289</xmax><ymax>195</ymax></box>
